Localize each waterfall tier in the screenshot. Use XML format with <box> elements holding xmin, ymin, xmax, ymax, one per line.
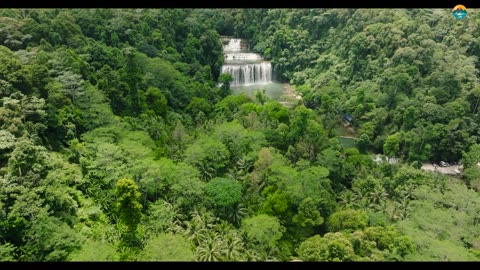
<box><xmin>222</xmin><ymin>38</ymin><xmax>248</xmax><ymax>52</ymax></box>
<box><xmin>224</xmin><ymin>52</ymin><xmax>262</xmax><ymax>62</ymax></box>
<box><xmin>221</xmin><ymin>62</ymin><xmax>272</xmax><ymax>86</ymax></box>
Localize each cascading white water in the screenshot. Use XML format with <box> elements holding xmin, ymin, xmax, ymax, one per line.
<box><xmin>224</xmin><ymin>53</ymin><xmax>261</xmax><ymax>62</ymax></box>
<box><xmin>221</xmin><ymin>63</ymin><xmax>272</xmax><ymax>86</ymax></box>
<box><xmin>223</xmin><ymin>38</ymin><xmax>242</xmax><ymax>51</ymax></box>
<box><xmin>221</xmin><ymin>38</ymin><xmax>272</xmax><ymax>86</ymax></box>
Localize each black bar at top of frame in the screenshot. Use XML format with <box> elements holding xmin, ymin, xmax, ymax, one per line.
<box><xmin>1</xmin><ymin>0</ymin><xmax>480</xmax><ymax>9</ymax></box>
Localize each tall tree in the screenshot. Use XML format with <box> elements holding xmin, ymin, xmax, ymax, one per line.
<box><xmin>115</xmin><ymin>178</ymin><xmax>143</xmax><ymax>245</ymax></box>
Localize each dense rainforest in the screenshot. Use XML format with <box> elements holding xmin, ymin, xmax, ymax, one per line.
<box><xmin>0</xmin><ymin>8</ymin><xmax>480</xmax><ymax>261</ymax></box>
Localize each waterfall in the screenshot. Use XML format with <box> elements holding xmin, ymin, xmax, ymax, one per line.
<box><xmin>221</xmin><ymin>63</ymin><xmax>272</xmax><ymax>86</ymax></box>
<box><xmin>221</xmin><ymin>38</ymin><xmax>272</xmax><ymax>87</ymax></box>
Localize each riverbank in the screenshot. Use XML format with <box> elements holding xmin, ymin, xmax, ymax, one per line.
<box><xmin>278</xmin><ymin>83</ymin><xmax>302</xmax><ymax>107</ymax></box>
<box><xmin>421</xmin><ymin>163</ymin><xmax>462</xmax><ymax>176</ymax></box>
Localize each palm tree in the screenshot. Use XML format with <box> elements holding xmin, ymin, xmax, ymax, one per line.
<box><xmin>390</xmin><ymin>198</ymin><xmax>412</xmax><ymax>221</ymax></box>
<box><xmin>226</xmin><ymin>169</ymin><xmax>239</xmax><ymax>181</ymax></box>
<box><xmin>373</xmin><ymin>198</ymin><xmax>389</xmax><ymax>214</ymax></box>
<box><xmin>201</xmin><ymin>211</ymin><xmax>220</xmax><ymax>231</ymax></box>
<box><xmin>369</xmin><ymin>185</ymin><xmax>388</xmax><ymax>209</ymax></box>
<box><xmin>227</xmin><ymin>202</ymin><xmax>248</xmax><ymax>226</ymax></box>
<box><xmin>338</xmin><ymin>190</ymin><xmax>355</xmax><ymax>209</ymax></box>
<box><xmin>257</xmin><ymin>249</ymin><xmax>272</xmax><ymax>261</ymax></box>
<box><xmin>244</xmin><ymin>249</ymin><xmax>262</xmax><ymax>262</ymax></box>
<box><xmin>198</xmin><ymin>163</ymin><xmax>215</xmax><ymax>181</ymax></box>
<box><xmin>195</xmin><ymin>232</ymin><xmax>223</xmax><ymax>262</ymax></box>
<box><xmin>226</xmin><ymin>157</ymin><xmax>253</xmax><ymax>182</ymax></box>
<box><xmin>162</xmin><ymin>201</ymin><xmax>187</xmax><ymax>234</ymax></box>
<box><xmin>215</xmin><ymin>220</ymin><xmax>232</xmax><ymax>237</ymax></box>
<box><xmin>222</xmin><ymin>232</ymin><xmax>245</xmax><ymax>261</ymax></box>
<box><xmin>163</xmin><ymin>200</ymin><xmax>186</xmax><ymax>227</ymax></box>
<box><xmin>196</xmin><ymin>240</ymin><xmax>220</xmax><ymax>261</ymax></box>
<box><xmin>182</xmin><ymin>214</ymin><xmax>208</xmax><ymax>246</ymax></box>
<box><xmin>237</xmin><ymin>157</ymin><xmax>253</xmax><ymax>174</ymax></box>
<box><xmin>352</xmin><ymin>187</ymin><xmax>369</xmax><ymax>209</ymax></box>
<box><xmin>396</xmin><ymin>198</ymin><xmax>412</xmax><ymax>220</ymax></box>
<box><xmin>166</xmin><ymin>218</ymin><xmax>185</xmax><ymax>234</ymax></box>
<box><xmin>400</xmin><ymin>184</ymin><xmax>417</xmax><ymax>200</ymax></box>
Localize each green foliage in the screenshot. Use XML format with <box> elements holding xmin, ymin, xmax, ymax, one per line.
<box><xmin>297</xmin><ymin>232</ymin><xmax>355</xmax><ymax>262</ymax></box>
<box><xmin>270</xmin><ymin>164</ymin><xmax>336</xmax><ymax>218</ymax></box>
<box><xmin>144</xmin><ymin>86</ymin><xmax>168</xmax><ymax>116</ymax></box>
<box><xmin>21</xmin><ymin>210</ymin><xmax>81</xmax><ymax>261</ymax></box>
<box><xmin>143</xmin><ymin>200</ymin><xmax>182</xmax><ymax>235</ymax></box>
<box><xmin>133</xmin><ymin>157</ymin><xmax>205</xmax><ymax>210</ymax></box>
<box><xmin>396</xmin><ymin>178</ymin><xmax>480</xmax><ymax>261</ymax></box>
<box><xmin>327</xmin><ymin>209</ymin><xmax>368</xmax><ymax>232</ymax></box>
<box><xmin>212</xmin><ymin>121</ymin><xmax>266</xmax><ymax>165</ymax></box>
<box><xmin>258</xmin><ymin>100</ymin><xmax>290</xmax><ymax>125</ymax></box>
<box><xmin>242</xmin><ymin>214</ymin><xmax>285</xmax><ymax>251</ymax></box>
<box><xmin>69</xmin><ymin>239</ymin><xmax>118</xmax><ymax>261</ymax></box>
<box><xmin>254</xmin><ymin>89</ymin><xmax>268</xmax><ymax>105</ymax></box>
<box><xmin>184</xmin><ymin>135</ymin><xmax>230</xmax><ymax>180</ymax></box>
<box><xmin>0</xmin><ymin>45</ymin><xmax>29</xmax><ymax>93</ymax></box>
<box><xmin>292</xmin><ymin>197</ymin><xmax>324</xmax><ymax>227</ymax></box>
<box><xmin>261</xmin><ymin>190</ymin><xmax>290</xmax><ymax>217</ymax></box>
<box><xmin>137</xmin><ymin>233</ymin><xmax>195</xmax><ymax>261</ymax></box>
<box><xmin>76</xmin><ymin>84</ymin><xmax>116</xmax><ymax>131</ymax></box>
<box><xmin>7</xmin><ymin>138</ymin><xmax>49</xmax><ymax>180</ymax></box>
<box><xmin>463</xmin><ymin>167</ymin><xmax>480</xmax><ymax>191</ymax></box>
<box><xmin>205</xmin><ymin>177</ymin><xmax>242</xmax><ymax>208</ymax></box>
<box><xmin>115</xmin><ymin>178</ymin><xmax>143</xmax><ymax>235</ymax></box>
<box><xmin>383</xmin><ymin>133</ymin><xmax>400</xmax><ymax>159</ymax></box>
<box><xmin>187</xmin><ymin>97</ymin><xmax>211</xmax><ymax>116</ymax></box>
<box><xmin>218</xmin><ymin>73</ymin><xmax>233</xmax><ymax>97</ymax></box>
<box><xmin>0</xmin><ymin>130</ymin><xmax>16</xmax><ymax>155</ymax></box>
<box><xmin>0</xmin><ymin>243</ymin><xmax>16</xmax><ymax>261</ymax></box>
<box><xmin>461</xmin><ymin>144</ymin><xmax>480</xmax><ymax>169</ymax></box>
<box><xmin>215</xmin><ymin>94</ymin><xmax>252</xmax><ymax>121</ymax></box>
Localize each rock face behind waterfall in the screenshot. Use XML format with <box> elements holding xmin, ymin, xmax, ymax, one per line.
<box><xmin>220</xmin><ymin>38</ymin><xmax>272</xmax><ymax>86</ymax></box>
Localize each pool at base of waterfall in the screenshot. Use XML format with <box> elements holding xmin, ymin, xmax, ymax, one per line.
<box><xmin>231</xmin><ymin>82</ymin><xmax>285</xmax><ymax>100</ymax></box>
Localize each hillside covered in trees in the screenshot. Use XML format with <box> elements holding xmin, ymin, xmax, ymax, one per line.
<box><xmin>0</xmin><ymin>8</ymin><xmax>480</xmax><ymax>261</ymax></box>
